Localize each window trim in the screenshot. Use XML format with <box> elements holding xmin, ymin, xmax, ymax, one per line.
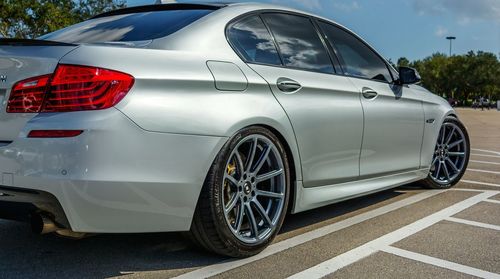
<box><xmin>258</xmin><ymin>14</ymin><xmax>286</xmax><ymax>66</ymax></box>
<box><xmin>311</xmin><ymin>19</ymin><xmax>343</xmax><ymax>73</ymax></box>
<box><xmin>225</xmin><ymin>10</ymin><xmax>341</xmax><ymax>75</ymax></box>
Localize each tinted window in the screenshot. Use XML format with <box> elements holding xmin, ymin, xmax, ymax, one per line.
<box><xmin>319</xmin><ymin>22</ymin><xmax>392</xmax><ymax>82</ymax></box>
<box><xmin>227</xmin><ymin>16</ymin><xmax>282</xmax><ymax>66</ymax></box>
<box><xmin>39</xmin><ymin>9</ymin><xmax>213</xmax><ymax>43</ymax></box>
<box><xmin>262</xmin><ymin>13</ymin><xmax>334</xmax><ymax>73</ymax></box>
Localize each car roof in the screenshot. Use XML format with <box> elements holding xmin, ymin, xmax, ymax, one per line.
<box><xmin>92</xmin><ymin>2</ymin><xmax>392</xmax><ymax>69</ymax></box>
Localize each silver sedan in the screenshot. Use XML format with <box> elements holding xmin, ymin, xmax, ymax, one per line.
<box><xmin>0</xmin><ymin>2</ymin><xmax>469</xmax><ymax>257</ymax></box>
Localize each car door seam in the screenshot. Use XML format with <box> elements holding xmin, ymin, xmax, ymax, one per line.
<box><xmin>242</xmin><ymin>62</ymin><xmax>305</xmax><ymax>181</ymax></box>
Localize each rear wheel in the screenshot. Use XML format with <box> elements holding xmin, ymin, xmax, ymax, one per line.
<box><xmin>190</xmin><ymin>126</ymin><xmax>290</xmax><ymax>257</ymax></box>
<box><xmin>422</xmin><ymin>116</ymin><xmax>470</xmax><ymax>189</ymax></box>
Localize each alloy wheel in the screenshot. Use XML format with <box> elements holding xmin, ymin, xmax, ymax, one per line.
<box><xmin>430</xmin><ymin>122</ymin><xmax>468</xmax><ymax>185</ymax></box>
<box><xmin>222</xmin><ymin>135</ymin><xmax>286</xmax><ymax>245</ymax></box>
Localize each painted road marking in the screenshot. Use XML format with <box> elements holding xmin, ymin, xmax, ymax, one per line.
<box><xmin>288</xmin><ymin>191</ymin><xmax>497</xmax><ymax>279</ymax></box>
<box><xmin>381</xmin><ymin>246</ymin><xmax>500</xmax><ymax>279</ymax></box>
<box><xmin>446</xmin><ymin>217</ymin><xmax>500</xmax><ymax>232</ymax></box>
<box><xmin>472</xmin><ymin>149</ymin><xmax>500</xmax><ymax>156</ymax></box>
<box><xmin>461</xmin><ymin>180</ymin><xmax>500</xmax><ymax>188</ymax></box>
<box><xmin>470</xmin><ymin>160</ymin><xmax>500</xmax><ymax>166</ymax></box>
<box><xmin>452</xmin><ymin>188</ymin><xmax>492</xmax><ymax>193</ymax></box>
<box><xmin>485</xmin><ymin>199</ymin><xmax>500</xmax><ymax>205</ymax></box>
<box><xmin>173</xmin><ymin>191</ymin><xmax>443</xmax><ymax>279</ymax></box>
<box><xmin>472</xmin><ymin>154</ymin><xmax>500</xmax><ymax>159</ymax></box>
<box><xmin>468</xmin><ymin>169</ymin><xmax>500</xmax><ymax>175</ymax></box>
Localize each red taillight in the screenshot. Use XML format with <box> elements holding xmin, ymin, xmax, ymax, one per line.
<box><xmin>43</xmin><ymin>65</ymin><xmax>134</xmax><ymax>112</ymax></box>
<box><xmin>28</xmin><ymin>130</ymin><xmax>83</xmax><ymax>138</ymax></box>
<box><xmin>7</xmin><ymin>75</ymin><xmax>51</xmax><ymax>113</ymax></box>
<box><xmin>6</xmin><ymin>65</ymin><xmax>134</xmax><ymax>113</ymax></box>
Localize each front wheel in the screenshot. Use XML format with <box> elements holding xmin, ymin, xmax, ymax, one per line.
<box><xmin>189</xmin><ymin>126</ymin><xmax>290</xmax><ymax>257</ymax></box>
<box><xmin>422</xmin><ymin>116</ymin><xmax>470</xmax><ymax>189</ymax></box>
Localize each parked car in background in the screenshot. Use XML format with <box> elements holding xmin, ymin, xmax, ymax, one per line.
<box><xmin>0</xmin><ymin>2</ymin><xmax>470</xmax><ymax>257</ymax></box>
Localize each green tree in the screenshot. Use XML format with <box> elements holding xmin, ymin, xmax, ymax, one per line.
<box><xmin>410</xmin><ymin>53</ymin><xmax>450</xmax><ymax>97</ymax></box>
<box><xmin>397</xmin><ymin>57</ymin><xmax>410</xmax><ymax>67</ymax></box>
<box><xmin>0</xmin><ymin>0</ymin><xmax>125</xmax><ymax>38</ymax></box>
<box><xmin>403</xmin><ymin>51</ymin><xmax>500</xmax><ymax>104</ymax></box>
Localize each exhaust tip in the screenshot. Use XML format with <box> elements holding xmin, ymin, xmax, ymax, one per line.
<box><xmin>30</xmin><ymin>213</ymin><xmax>58</xmax><ymax>235</ymax></box>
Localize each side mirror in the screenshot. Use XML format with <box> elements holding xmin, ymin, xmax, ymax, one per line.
<box><xmin>398</xmin><ymin>67</ymin><xmax>421</xmax><ymax>85</ymax></box>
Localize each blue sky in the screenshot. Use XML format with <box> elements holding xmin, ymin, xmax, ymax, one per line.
<box><xmin>127</xmin><ymin>0</ymin><xmax>500</xmax><ymax>62</ymax></box>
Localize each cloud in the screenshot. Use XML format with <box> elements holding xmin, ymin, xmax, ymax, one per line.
<box><xmin>333</xmin><ymin>1</ymin><xmax>360</xmax><ymax>12</ymax></box>
<box><xmin>271</xmin><ymin>0</ymin><xmax>360</xmax><ymax>12</ymax></box>
<box><xmin>290</xmin><ymin>0</ymin><xmax>322</xmax><ymax>10</ymax></box>
<box><xmin>414</xmin><ymin>0</ymin><xmax>500</xmax><ymax>23</ymax></box>
<box><xmin>435</xmin><ymin>26</ymin><xmax>448</xmax><ymax>37</ymax></box>
<box><xmin>271</xmin><ymin>0</ymin><xmax>322</xmax><ymax>11</ymax></box>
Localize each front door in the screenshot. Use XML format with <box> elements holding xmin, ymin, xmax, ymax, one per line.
<box><xmin>318</xmin><ymin>20</ymin><xmax>425</xmax><ymax>177</ymax></box>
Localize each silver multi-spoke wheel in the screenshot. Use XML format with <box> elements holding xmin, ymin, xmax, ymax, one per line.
<box><xmin>191</xmin><ymin>127</ymin><xmax>289</xmax><ymax>257</ymax></box>
<box><xmin>430</xmin><ymin>122</ymin><xmax>468</xmax><ymax>185</ymax></box>
<box><xmin>222</xmin><ymin>135</ymin><xmax>286</xmax><ymax>244</ymax></box>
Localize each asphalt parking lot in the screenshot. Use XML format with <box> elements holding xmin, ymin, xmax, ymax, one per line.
<box><xmin>1</xmin><ymin>108</ymin><xmax>499</xmax><ymax>279</ymax></box>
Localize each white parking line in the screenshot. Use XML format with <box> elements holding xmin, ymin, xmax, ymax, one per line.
<box><xmin>472</xmin><ymin>153</ymin><xmax>500</xmax><ymax>159</ymax></box>
<box><xmin>472</xmin><ymin>149</ymin><xmax>500</xmax><ymax>156</ymax></box>
<box><xmin>173</xmin><ymin>190</ymin><xmax>443</xmax><ymax>279</ymax></box>
<box><xmin>470</xmin><ymin>160</ymin><xmax>500</xmax><ymax>166</ymax></box>
<box><xmin>460</xmin><ymin>180</ymin><xmax>500</xmax><ymax>188</ymax></box>
<box><xmin>485</xmin><ymin>199</ymin><xmax>500</xmax><ymax>205</ymax></box>
<box><xmin>452</xmin><ymin>188</ymin><xmax>491</xmax><ymax>193</ymax></box>
<box><xmin>381</xmin><ymin>246</ymin><xmax>500</xmax><ymax>279</ymax></box>
<box><xmin>468</xmin><ymin>169</ymin><xmax>500</xmax><ymax>175</ymax></box>
<box><xmin>446</xmin><ymin>217</ymin><xmax>500</xmax><ymax>232</ymax></box>
<box><xmin>288</xmin><ymin>191</ymin><xmax>497</xmax><ymax>279</ymax></box>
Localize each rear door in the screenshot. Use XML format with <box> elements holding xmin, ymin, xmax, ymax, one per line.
<box><xmin>227</xmin><ymin>13</ymin><xmax>364</xmax><ymax>187</ymax></box>
<box><xmin>318</xmin><ymin>22</ymin><xmax>425</xmax><ymax>177</ymax></box>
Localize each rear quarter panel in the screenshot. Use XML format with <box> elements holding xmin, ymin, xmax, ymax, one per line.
<box><xmin>59</xmin><ymin>45</ymin><xmax>303</xmax><ymax>181</ymax></box>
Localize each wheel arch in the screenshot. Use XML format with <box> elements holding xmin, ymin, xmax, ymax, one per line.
<box><xmin>421</xmin><ymin>104</ymin><xmax>460</xmax><ymax>170</ymax></box>
<box><xmin>252</xmin><ymin>124</ymin><xmax>299</xmax><ymax>214</ymax></box>
<box><xmin>210</xmin><ymin>120</ymin><xmax>303</xmax><ymax>215</ymax></box>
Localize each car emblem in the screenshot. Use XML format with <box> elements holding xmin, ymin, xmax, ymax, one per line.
<box><xmin>0</xmin><ymin>75</ymin><xmax>6</xmax><ymax>83</ymax></box>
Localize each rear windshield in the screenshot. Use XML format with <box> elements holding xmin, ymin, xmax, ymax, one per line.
<box><xmin>39</xmin><ymin>9</ymin><xmax>213</xmax><ymax>43</ymax></box>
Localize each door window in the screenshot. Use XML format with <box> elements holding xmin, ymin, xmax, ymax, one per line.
<box><xmin>319</xmin><ymin>22</ymin><xmax>392</xmax><ymax>82</ymax></box>
<box><xmin>262</xmin><ymin>13</ymin><xmax>335</xmax><ymax>74</ymax></box>
<box><xmin>227</xmin><ymin>15</ymin><xmax>282</xmax><ymax>66</ymax></box>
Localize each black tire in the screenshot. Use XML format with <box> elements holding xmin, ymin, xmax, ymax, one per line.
<box><xmin>189</xmin><ymin>126</ymin><xmax>291</xmax><ymax>257</ymax></box>
<box><xmin>422</xmin><ymin>116</ymin><xmax>470</xmax><ymax>189</ymax></box>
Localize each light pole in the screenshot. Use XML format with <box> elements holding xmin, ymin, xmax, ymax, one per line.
<box><xmin>446</xmin><ymin>36</ymin><xmax>456</xmax><ymax>56</ymax></box>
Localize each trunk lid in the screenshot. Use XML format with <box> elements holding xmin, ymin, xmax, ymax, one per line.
<box><xmin>0</xmin><ymin>39</ymin><xmax>78</xmax><ymax>141</ymax></box>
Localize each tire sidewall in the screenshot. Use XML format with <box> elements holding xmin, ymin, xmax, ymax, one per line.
<box><xmin>210</xmin><ymin>127</ymin><xmax>291</xmax><ymax>256</ymax></box>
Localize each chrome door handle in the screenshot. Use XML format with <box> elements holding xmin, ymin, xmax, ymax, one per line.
<box><xmin>362</xmin><ymin>87</ymin><xmax>378</xmax><ymax>99</ymax></box>
<box><xmin>277</xmin><ymin>78</ymin><xmax>302</xmax><ymax>93</ymax></box>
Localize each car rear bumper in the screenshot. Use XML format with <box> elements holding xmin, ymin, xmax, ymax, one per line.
<box><xmin>0</xmin><ymin>109</ymin><xmax>227</xmax><ymax>233</ymax></box>
<box><xmin>0</xmin><ymin>185</ymin><xmax>69</xmax><ymax>227</ymax></box>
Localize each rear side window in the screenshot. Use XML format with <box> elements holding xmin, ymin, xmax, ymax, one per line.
<box><xmin>319</xmin><ymin>22</ymin><xmax>392</xmax><ymax>82</ymax></box>
<box><xmin>39</xmin><ymin>9</ymin><xmax>213</xmax><ymax>43</ymax></box>
<box><xmin>227</xmin><ymin>15</ymin><xmax>282</xmax><ymax>66</ymax></box>
<box><xmin>262</xmin><ymin>13</ymin><xmax>334</xmax><ymax>74</ymax></box>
